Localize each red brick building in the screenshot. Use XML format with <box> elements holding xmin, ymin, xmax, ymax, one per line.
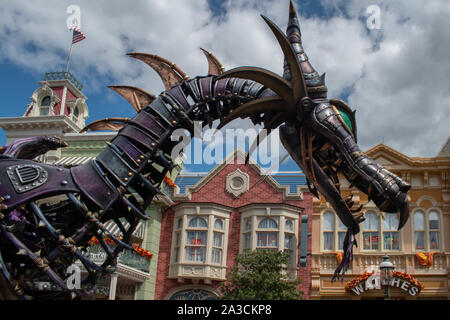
<box><xmin>154</xmin><ymin>149</ymin><xmax>312</xmax><ymax>300</ymax></box>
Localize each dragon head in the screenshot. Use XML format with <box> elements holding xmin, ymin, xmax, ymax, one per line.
<box><xmin>216</xmin><ymin>1</ymin><xmax>411</xmax><ymax>279</ymax></box>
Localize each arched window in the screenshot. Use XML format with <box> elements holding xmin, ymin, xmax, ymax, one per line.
<box><xmin>239</xmin><ymin>208</ymin><xmax>299</xmax><ymax>273</ymax></box>
<box><xmin>429</xmin><ymin>211</ymin><xmax>440</xmax><ymax>250</ymax></box>
<box><xmin>188</xmin><ymin>217</ymin><xmax>207</xmax><ymax>228</ymax></box>
<box><xmin>40</xmin><ymin>96</ymin><xmax>51</xmax><ymax>115</ymax></box>
<box><xmin>214</xmin><ymin>219</ymin><xmax>223</xmax><ymax>230</ymax></box>
<box><xmin>285</xmin><ymin>219</ymin><xmax>294</xmax><ymax>232</ymax></box>
<box><xmin>212</xmin><ymin>219</ymin><xmax>224</xmax><ymax>264</ymax></box>
<box><xmin>337</xmin><ymin>218</ymin><xmax>347</xmax><ymax>250</ymax></box>
<box><xmin>258</xmin><ymin>218</ymin><xmax>278</xmax><ymax>229</ymax></box>
<box><xmin>72</xmin><ymin>106</ymin><xmax>79</xmax><ymax>122</ymax></box>
<box><xmin>414</xmin><ymin>210</ymin><xmax>441</xmax><ymax>251</ymax></box>
<box><xmin>284</xmin><ymin>219</ymin><xmax>295</xmax><ymax>264</ymax></box>
<box><xmin>257</xmin><ymin>218</ymin><xmax>279</xmax><ymax>248</ymax></box>
<box><xmin>362</xmin><ymin>211</ymin><xmax>379</xmax><ymax>250</ymax></box>
<box><xmin>383</xmin><ymin>213</ymin><xmax>399</xmax><ymax>250</ymax></box>
<box><xmin>414</xmin><ymin>211</ymin><xmax>425</xmax><ymax>250</ymax></box>
<box><xmin>323</xmin><ymin>212</ymin><xmax>335</xmax><ymax>251</ymax></box>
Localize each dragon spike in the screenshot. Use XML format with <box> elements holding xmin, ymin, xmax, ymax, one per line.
<box><xmin>283</xmin><ymin>1</ymin><xmax>327</xmax><ymax>98</ymax></box>
<box><xmin>200</xmin><ymin>48</ymin><xmax>225</xmax><ymax>75</ymax></box>
<box><xmin>127</xmin><ymin>52</ymin><xmax>189</xmax><ymax>90</ymax></box>
<box><xmin>261</xmin><ymin>14</ymin><xmax>307</xmax><ymax>103</ymax></box>
<box><xmin>216</xmin><ymin>66</ymin><xmax>295</xmax><ymax>106</ymax></box>
<box><xmin>245</xmin><ymin>112</ymin><xmax>288</xmax><ymax>164</ymax></box>
<box><xmin>108</xmin><ymin>86</ymin><xmax>156</xmax><ymax>112</ymax></box>
<box><xmin>246</xmin><ymin>128</ymin><xmax>271</xmax><ymax>165</ymax></box>
<box><xmin>80</xmin><ymin>117</ymin><xmax>130</xmax><ymax>133</ymax></box>
<box><xmin>217</xmin><ymin>96</ymin><xmax>287</xmax><ymax>130</ymax></box>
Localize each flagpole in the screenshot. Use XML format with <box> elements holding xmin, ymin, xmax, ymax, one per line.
<box><xmin>65</xmin><ymin>42</ymin><xmax>74</xmax><ymax>74</ymax></box>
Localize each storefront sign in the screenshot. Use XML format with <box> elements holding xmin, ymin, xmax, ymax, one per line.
<box><xmin>345</xmin><ymin>271</ymin><xmax>424</xmax><ymax>297</ymax></box>
<box><xmin>348</xmin><ymin>275</ymin><xmax>420</xmax><ymax>296</ymax></box>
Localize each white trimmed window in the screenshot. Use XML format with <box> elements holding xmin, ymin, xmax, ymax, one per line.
<box><xmin>362</xmin><ymin>211</ymin><xmax>380</xmax><ymax>250</ymax></box>
<box><xmin>239</xmin><ymin>204</ymin><xmax>300</xmax><ymax>271</ymax></box>
<box><xmin>321</xmin><ymin>211</ymin><xmax>346</xmax><ymax>251</ymax></box>
<box><xmin>413</xmin><ymin>209</ymin><xmax>441</xmax><ymax>251</ymax></box>
<box><xmin>383</xmin><ymin>213</ymin><xmax>399</xmax><ymax>250</ymax></box>
<box><xmin>40</xmin><ymin>96</ymin><xmax>51</xmax><ymax>116</ymax></box>
<box><xmin>322</xmin><ymin>209</ymin><xmax>401</xmax><ymax>252</ymax></box>
<box><xmin>169</xmin><ymin>203</ymin><xmax>231</xmax><ymax>282</ymax></box>
<box><xmin>72</xmin><ymin>106</ymin><xmax>79</xmax><ymax>122</ymax></box>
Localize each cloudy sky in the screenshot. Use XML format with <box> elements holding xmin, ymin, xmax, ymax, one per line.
<box><xmin>0</xmin><ymin>0</ymin><xmax>449</xmax><ymax>172</ymax></box>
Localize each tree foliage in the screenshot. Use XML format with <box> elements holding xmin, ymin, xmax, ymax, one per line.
<box><xmin>220</xmin><ymin>250</ymin><xmax>303</xmax><ymax>300</ymax></box>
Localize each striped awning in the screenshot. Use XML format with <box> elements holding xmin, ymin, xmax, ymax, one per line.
<box><xmin>54</xmin><ymin>156</ymin><xmax>95</xmax><ymax>166</ymax></box>
<box><xmin>104</xmin><ymin>219</ymin><xmax>146</xmax><ymax>240</ymax></box>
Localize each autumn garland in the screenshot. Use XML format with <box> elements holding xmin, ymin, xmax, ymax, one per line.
<box><xmin>344</xmin><ymin>271</ymin><xmax>375</xmax><ymax>291</ymax></box>
<box><xmin>393</xmin><ymin>271</ymin><xmax>424</xmax><ymax>291</ymax></box>
<box><xmin>163</xmin><ymin>175</ymin><xmax>176</xmax><ymax>187</ymax></box>
<box><xmin>88</xmin><ymin>237</ymin><xmax>153</xmax><ymax>260</ymax></box>
<box><xmin>344</xmin><ymin>271</ymin><xmax>424</xmax><ymax>292</ymax></box>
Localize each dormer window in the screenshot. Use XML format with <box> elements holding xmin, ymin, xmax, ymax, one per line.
<box><xmin>72</xmin><ymin>106</ymin><xmax>79</xmax><ymax>122</ymax></box>
<box><xmin>40</xmin><ymin>96</ymin><xmax>51</xmax><ymax>116</ymax></box>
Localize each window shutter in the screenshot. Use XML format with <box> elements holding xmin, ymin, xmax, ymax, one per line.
<box><xmin>299</xmin><ymin>214</ymin><xmax>309</xmax><ymax>267</ymax></box>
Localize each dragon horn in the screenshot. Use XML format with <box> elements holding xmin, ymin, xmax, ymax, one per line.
<box><xmin>261</xmin><ymin>14</ymin><xmax>307</xmax><ymax>104</ymax></box>
<box><xmin>284</xmin><ymin>1</ymin><xmax>327</xmax><ymax>99</ymax></box>
<box><xmin>200</xmin><ymin>48</ymin><xmax>225</xmax><ymax>75</ymax></box>
<box><xmin>80</xmin><ymin>117</ymin><xmax>130</xmax><ymax>133</ymax></box>
<box><xmin>216</xmin><ymin>66</ymin><xmax>295</xmax><ymax>106</ymax></box>
<box><xmin>108</xmin><ymin>86</ymin><xmax>156</xmax><ymax>112</ymax></box>
<box><xmin>127</xmin><ymin>53</ymin><xmax>189</xmax><ymax>90</ymax></box>
<box><xmin>217</xmin><ymin>96</ymin><xmax>287</xmax><ymax>130</ymax></box>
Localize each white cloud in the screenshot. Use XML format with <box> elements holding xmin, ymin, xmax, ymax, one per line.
<box><xmin>0</xmin><ymin>0</ymin><xmax>448</xmax><ymax>159</ymax></box>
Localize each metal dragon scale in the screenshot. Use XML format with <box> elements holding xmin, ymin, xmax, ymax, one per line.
<box><xmin>0</xmin><ymin>1</ymin><xmax>410</xmax><ymax>299</ymax></box>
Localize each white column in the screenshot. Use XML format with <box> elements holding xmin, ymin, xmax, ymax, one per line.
<box><xmin>108</xmin><ymin>274</ymin><xmax>118</xmax><ymax>300</ymax></box>
<box><xmin>60</xmin><ymin>86</ymin><xmax>68</xmax><ymax>116</ymax></box>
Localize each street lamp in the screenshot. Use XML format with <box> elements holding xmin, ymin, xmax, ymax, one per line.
<box><xmin>379</xmin><ymin>255</ymin><xmax>395</xmax><ymax>299</ymax></box>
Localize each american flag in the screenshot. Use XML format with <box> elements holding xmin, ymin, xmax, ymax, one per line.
<box><xmin>71</xmin><ymin>26</ymin><xmax>86</xmax><ymax>45</ymax></box>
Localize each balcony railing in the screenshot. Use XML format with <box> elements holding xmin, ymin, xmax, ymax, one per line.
<box><xmin>44</xmin><ymin>72</ymin><xmax>83</xmax><ymax>91</ymax></box>
<box><xmin>313</xmin><ymin>253</ymin><xmax>448</xmax><ymax>274</ymax></box>
<box><xmin>85</xmin><ymin>244</ymin><xmax>151</xmax><ymax>273</ymax></box>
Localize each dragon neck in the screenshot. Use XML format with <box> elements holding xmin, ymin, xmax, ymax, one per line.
<box><xmin>94</xmin><ymin>75</ymin><xmax>273</xmax><ymax>209</ymax></box>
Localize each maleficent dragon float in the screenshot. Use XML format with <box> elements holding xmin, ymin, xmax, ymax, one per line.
<box><xmin>0</xmin><ymin>2</ymin><xmax>410</xmax><ymax>299</ymax></box>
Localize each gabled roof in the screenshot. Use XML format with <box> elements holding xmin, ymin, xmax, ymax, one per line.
<box><xmin>437</xmin><ymin>136</ymin><xmax>450</xmax><ymax>157</ymax></box>
<box><xmin>172</xmin><ymin>148</ymin><xmax>307</xmax><ymax>200</ymax></box>
<box><xmin>365</xmin><ymin>141</ymin><xmax>450</xmax><ymax>168</ymax></box>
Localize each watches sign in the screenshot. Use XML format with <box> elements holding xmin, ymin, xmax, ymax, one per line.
<box><xmin>345</xmin><ymin>272</ymin><xmax>424</xmax><ymax>296</ymax></box>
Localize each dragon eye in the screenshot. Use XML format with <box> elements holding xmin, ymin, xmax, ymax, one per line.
<box><xmin>330</xmin><ymin>99</ymin><xmax>358</xmax><ymax>142</ymax></box>
<box><xmin>338</xmin><ymin>109</ymin><xmax>353</xmax><ymax>132</ymax></box>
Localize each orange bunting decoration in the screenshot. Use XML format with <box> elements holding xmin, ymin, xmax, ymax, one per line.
<box><xmin>415</xmin><ymin>252</ymin><xmax>435</xmax><ymax>267</ymax></box>
<box><xmin>163</xmin><ymin>175</ymin><xmax>176</xmax><ymax>187</ymax></box>
<box><xmin>132</xmin><ymin>243</ymin><xmax>154</xmax><ymax>260</ymax></box>
<box><xmin>333</xmin><ymin>252</ymin><xmax>343</xmax><ymax>264</ymax></box>
<box><xmin>88</xmin><ymin>237</ymin><xmax>153</xmax><ymax>260</ymax></box>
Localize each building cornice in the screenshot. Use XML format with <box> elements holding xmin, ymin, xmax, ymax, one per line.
<box><xmin>0</xmin><ymin>116</ymin><xmax>81</xmax><ymax>133</ymax></box>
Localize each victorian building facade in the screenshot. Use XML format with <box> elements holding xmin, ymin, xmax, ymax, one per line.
<box><xmin>311</xmin><ymin>138</ymin><xmax>450</xmax><ymax>299</ymax></box>
<box><xmin>155</xmin><ymin>149</ymin><xmax>313</xmax><ymax>300</ymax></box>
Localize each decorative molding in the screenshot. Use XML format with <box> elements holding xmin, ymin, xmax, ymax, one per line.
<box><xmin>225</xmin><ymin>168</ymin><xmax>249</xmax><ymax>198</ymax></box>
